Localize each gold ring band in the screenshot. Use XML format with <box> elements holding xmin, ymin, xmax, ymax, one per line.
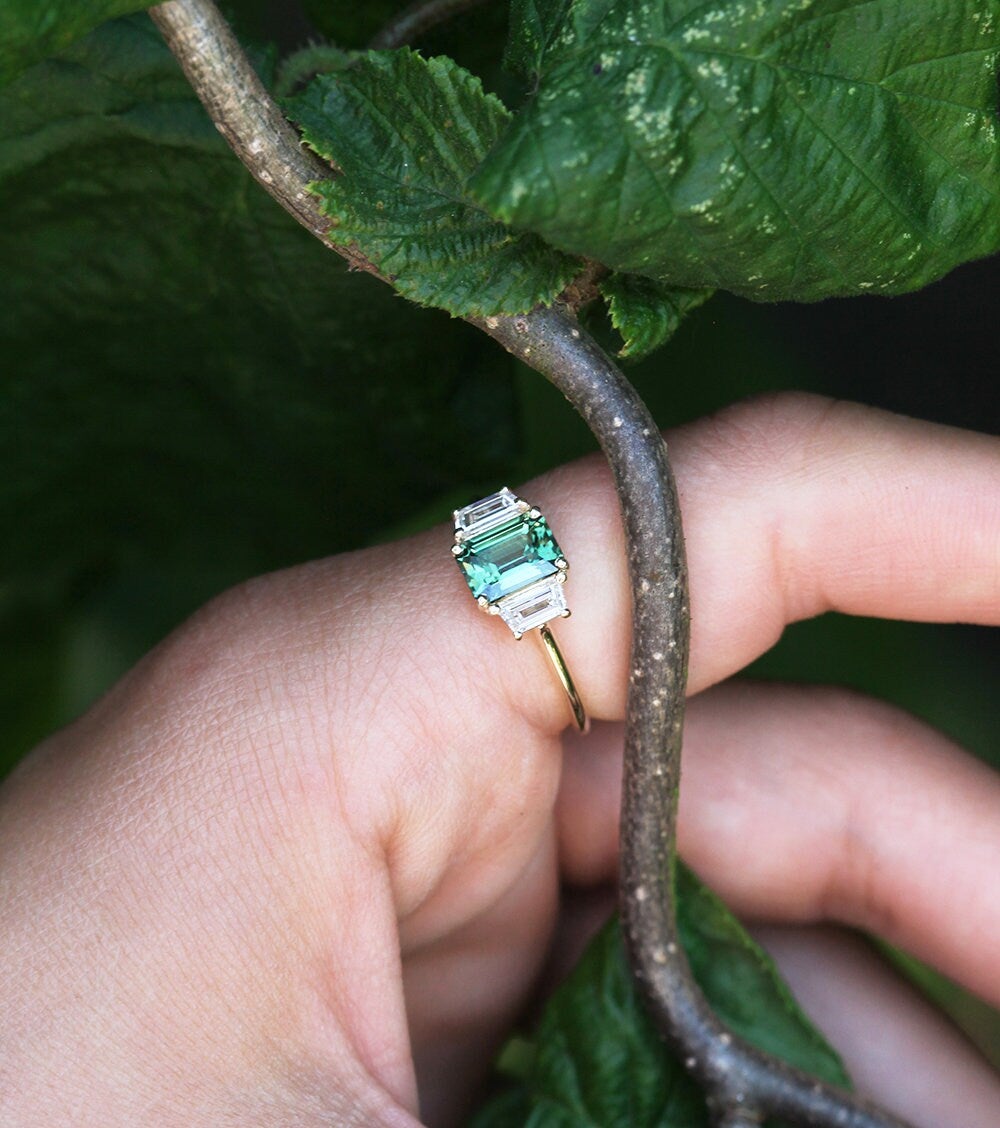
<box><xmin>538</xmin><ymin>624</ymin><xmax>589</xmax><ymax>733</ymax></box>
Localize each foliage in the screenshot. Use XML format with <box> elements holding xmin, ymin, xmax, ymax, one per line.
<box><xmin>286</xmin><ymin>49</ymin><xmax>582</xmax><ymax>317</ymax></box>
<box><xmin>0</xmin><ymin>0</ymin><xmax>147</xmax><ymax>85</ymax></box>
<box><xmin>473</xmin><ymin>0</ymin><xmax>1000</xmax><ymax>301</ymax></box>
<box><xmin>0</xmin><ymin>14</ymin><xmax>521</xmax><ymax>776</ymax></box>
<box><xmin>0</xmin><ymin>16</ymin><xmax>523</xmax><ymax>583</ymax></box>
<box><xmin>284</xmin><ymin>0</ymin><xmax>1000</xmax><ymax>344</ymax></box>
<box><xmin>472</xmin><ymin>865</ymin><xmax>848</xmax><ymax>1126</ymax></box>
<box><xmin>600</xmin><ymin>273</ymin><xmax>712</xmax><ymax>358</ymax></box>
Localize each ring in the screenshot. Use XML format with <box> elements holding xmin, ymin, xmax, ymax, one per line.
<box><xmin>452</xmin><ymin>487</ymin><xmax>589</xmax><ymax>733</ymax></box>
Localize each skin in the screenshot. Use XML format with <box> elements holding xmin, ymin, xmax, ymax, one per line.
<box><xmin>0</xmin><ymin>392</ymin><xmax>998</xmax><ymax>1127</ymax></box>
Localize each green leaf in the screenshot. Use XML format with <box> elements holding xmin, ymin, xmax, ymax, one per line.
<box><xmin>284</xmin><ymin>49</ymin><xmax>582</xmax><ymax>318</ymax></box>
<box><xmin>0</xmin><ymin>16</ymin><xmax>525</xmax><ymax>767</ymax></box>
<box><xmin>473</xmin><ymin>0</ymin><xmax>1000</xmax><ymax>301</ymax></box>
<box><xmin>674</xmin><ymin>866</ymin><xmax>848</xmax><ymax>1078</ymax></box>
<box><xmin>0</xmin><ymin>0</ymin><xmax>150</xmax><ymax>86</ymax></box>
<box><xmin>471</xmin><ymin>865</ymin><xmax>849</xmax><ymax>1127</ymax></box>
<box><xmin>504</xmin><ymin>0</ymin><xmax>573</xmax><ymax>81</ymax></box>
<box><xmin>601</xmin><ymin>273</ymin><xmax>712</xmax><ymax>358</ymax></box>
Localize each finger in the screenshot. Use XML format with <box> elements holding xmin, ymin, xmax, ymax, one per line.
<box><xmin>753</xmin><ymin>924</ymin><xmax>1000</xmax><ymax>1128</ymax></box>
<box><xmin>402</xmin><ymin>828</ymin><xmax>559</xmax><ymax>1128</ymax></box>
<box><xmin>519</xmin><ymin>392</ymin><xmax>1000</xmax><ymax>720</ymax></box>
<box><xmin>556</xmin><ymin>680</ymin><xmax>1000</xmax><ymax>1007</ymax></box>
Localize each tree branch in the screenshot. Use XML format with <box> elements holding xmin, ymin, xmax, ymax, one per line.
<box><xmin>470</xmin><ymin>316</ymin><xmax>912</xmax><ymax>1128</ymax></box>
<box><xmin>368</xmin><ymin>0</ymin><xmax>491</xmax><ymax>50</ymax></box>
<box><xmin>148</xmin><ymin>4</ymin><xmax>915</xmax><ymax>1126</ymax></box>
<box><xmin>148</xmin><ymin>0</ymin><xmax>379</xmax><ymax>278</ymax></box>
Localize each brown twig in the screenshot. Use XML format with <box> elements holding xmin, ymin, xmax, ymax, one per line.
<box><xmin>472</xmin><ymin>309</ymin><xmax>912</xmax><ymax>1128</ymax></box>
<box><xmin>148</xmin><ymin>4</ymin><xmax>915</xmax><ymax>1126</ymax></box>
<box><xmin>368</xmin><ymin>0</ymin><xmax>491</xmax><ymax>50</ymax></box>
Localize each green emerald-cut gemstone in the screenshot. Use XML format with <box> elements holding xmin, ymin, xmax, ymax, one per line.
<box><xmin>456</xmin><ymin>512</ymin><xmax>563</xmax><ymax>603</ymax></box>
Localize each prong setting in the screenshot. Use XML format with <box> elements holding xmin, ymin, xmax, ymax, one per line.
<box><xmin>452</xmin><ymin>488</ymin><xmax>571</xmax><ymax>636</ymax></box>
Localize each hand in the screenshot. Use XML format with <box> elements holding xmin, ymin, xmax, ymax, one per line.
<box><xmin>2</xmin><ymin>393</ymin><xmax>998</xmax><ymax>1127</ymax></box>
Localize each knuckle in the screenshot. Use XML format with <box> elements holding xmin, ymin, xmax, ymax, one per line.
<box><xmin>695</xmin><ymin>391</ymin><xmax>844</xmax><ymax>474</ymax></box>
<box><xmin>115</xmin><ymin>572</ymin><xmax>302</xmax><ymax>736</ymax></box>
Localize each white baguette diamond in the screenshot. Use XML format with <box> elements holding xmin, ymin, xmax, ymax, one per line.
<box><xmin>454</xmin><ymin>487</ymin><xmax>520</xmax><ymax>538</ymax></box>
<box><xmin>496</xmin><ymin>578</ymin><xmax>568</xmax><ymax>637</ymax></box>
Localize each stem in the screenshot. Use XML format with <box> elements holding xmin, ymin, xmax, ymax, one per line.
<box><xmin>473</xmin><ymin>312</ymin><xmax>912</xmax><ymax>1128</ymax></box>
<box><xmin>149</xmin><ymin>4</ymin><xmax>915</xmax><ymax>1126</ymax></box>
<box><xmin>148</xmin><ymin>0</ymin><xmax>378</xmax><ymax>279</ymax></box>
<box><xmin>368</xmin><ymin>0</ymin><xmax>490</xmax><ymax>50</ymax></box>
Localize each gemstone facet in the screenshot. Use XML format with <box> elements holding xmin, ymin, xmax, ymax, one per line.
<box><xmin>454</xmin><ymin>486</ymin><xmax>520</xmax><ymax>537</ymax></box>
<box><xmin>496</xmin><ymin>578</ymin><xmax>568</xmax><ymax>637</ymax></box>
<box><xmin>454</xmin><ymin>489</ymin><xmax>569</xmax><ymax>635</ymax></box>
